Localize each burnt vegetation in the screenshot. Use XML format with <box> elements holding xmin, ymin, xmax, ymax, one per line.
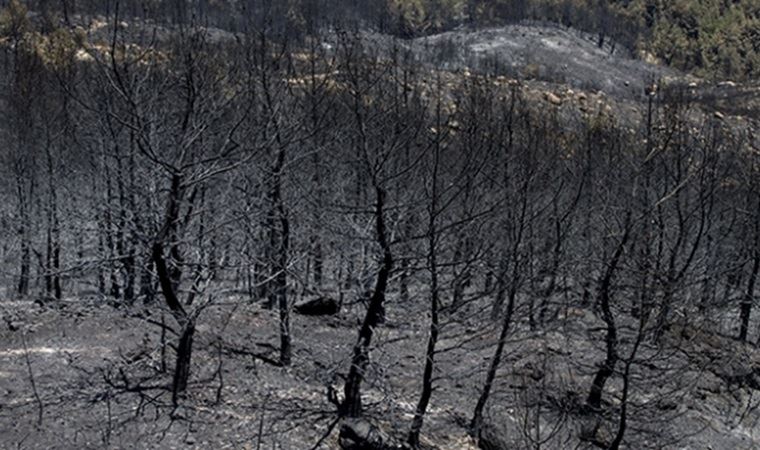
<box><xmin>1</xmin><ymin>1</ymin><xmax>760</xmax><ymax>449</ymax></box>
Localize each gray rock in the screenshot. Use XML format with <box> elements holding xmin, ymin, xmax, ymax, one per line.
<box><xmin>294</xmin><ymin>297</ymin><xmax>339</xmax><ymax>316</ymax></box>
<box><xmin>339</xmin><ymin>419</ymin><xmax>388</xmax><ymax>450</ymax></box>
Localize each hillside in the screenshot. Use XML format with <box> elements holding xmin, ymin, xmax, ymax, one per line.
<box><xmin>361</xmin><ymin>23</ymin><xmax>672</xmax><ymax>99</ymax></box>
<box><xmin>4</xmin><ymin>0</ymin><xmax>758</xmax><ymax>81</ymax></box>
<box><xmin>2</xmin><ymin>1</ymin><xmax>760</xmax><ymax>450</ymax></box>
<box><xmin>383</xmin><ymin>0</ymin><xmax>760</xmax><ymax>82</ymax></box>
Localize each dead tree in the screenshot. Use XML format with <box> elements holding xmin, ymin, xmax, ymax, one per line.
<box><xmin>83</xmin><ymin>13</ymin><xmax>261</xmax><ymax>404</ymax></box>
<box><xmin>586</xmin><ymin>214</ymin><xmax>631</xmax><ymax>411</ymax></box>
<box><xmin>407</xmin><ymin>89</ymin><xmax>446</xmax><ymax>448</ymax></box>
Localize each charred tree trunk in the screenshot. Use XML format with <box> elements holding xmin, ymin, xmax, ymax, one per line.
<box><xmin>44</xmin><ymin>227</ymin><xmax>53</xmax><ymax>297</ymax></box>
<box><xmin>313</xmin><ymin>239</ymin><xmax>323</xmax><ymax>289</ymax></box>
<box><xmin>586</xmin><ymin>220</ymin><xmax>630</xmax><ymax>411</ymax></box>
<box><xmin>17</xmin><ymin>177</ymin><xmax>33</xmax><ymax>297</ymax></box>
<box><xmin>490</xmin><ymin>259</ymin><xmax>509</xmax><ymax>320</ymax></box>
<box><xmin>275</xmin><ymin>181</ymin><xmax>291</xmax><ymax>366</ymax></box>
<box><xmin>172</xmin><ymin>320</ymin><xmax>195</xmax><ymax>404</ymax></box>
<box><xmin>609</xmin><ymin>311</ymin><xmax>647</xmax><ymax>450</ymax></box>
<box><xmin>739</xmin><ymin>199</ymin><xmax>760</xmax><ymax>342</ymax></box>
<box><xmin>408</xmin><ymin>138</ymin><xmax>442</xmax><ymax>448</ymax></box>
<box><xmin>44</xmin><ymin>143</ymin><xmax>61</xmax><ymax>300</ymax></box>
<box><xmin>470</xmin><ymin>281</ymin><xmax>517</xmax><ymax>438</ymax></box>
<box><xmin>18</xmin><ymin>230</ymin><xmax>31</xmax><ymax>296</ymax></box>
<box><xmin>97</xmin><ymin>224</ymin><xmax>107</xmax><ymax>296</ymax></box>
<box><xmin>739</xmin><ymin>252</ymin><xmax>759</xmax><ymax>343</ymax></box>
<box><xmin>399</xmin><ymin>256</ymin><xmax>410</xmax><ymax>304</ymax></box>
<box><xmin>104</xmin><ymin>161</ymin><xmax>120</xmax><ymax>300</ymax></box>
<box><xmin>18</xmin><ymin>242</ymin><xmax>31</xmax><ymax>296</ymax></box>
<box><xmin>451</xmin><ymin>236</ymin><xmax>466</xmax><ymax>310</ymax></box>
<box><xmin>139</xmin><ymin>256</ymin><xmax>154</xmax><ymax>303</ymax></box>
<box><xmin>341</xmin><ymin>186</ymin><xmax>393</xmax><ymax>418</ymax></box>
<box><xmin>117</xmin><ymin>149</ymin><xmax>136</xmax><ymax>303</ymax></box>
<box><xmin>472</xmin><ymin>184</ymin><xmax>530</xmax><ymax>438</ymax></box>
<box><xmin>266</xmin><ymin>207</ymin><xmax>277</xmax><ymax>310</ymax></box>
<box><xmin>152</xmin><ymin>174</ymin><xmax>194</xmax><ymax>405</ymax></box>
<box><xmin>407</xmin><ymin>280</ymin><xmax>438</xmax><ymax>447</ymax></box>
<box><xmin>268</xmin><ymin>136</ymin><xmax>291</xmax><ymax>365</ymax></box>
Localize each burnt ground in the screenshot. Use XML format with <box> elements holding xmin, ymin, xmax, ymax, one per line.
<box><xmin>359</xmin><ymin>23</ymin><xmax>675</xmax><ymax>100</ymax></box>
<box><xmin>2</xmin><ymin>284</ymin><xmax>760</xmax><ymax>449</ymax></box>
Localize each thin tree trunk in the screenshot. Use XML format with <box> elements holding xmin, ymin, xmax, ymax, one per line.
<box><xmin>139</xmin><ymin>257</ymin><xmax>154</xmax><ymax>303</ymax></box>
<box><xmin>104</xmin><ymin>161</ymin><xmax>120</xmax><ymax>300</ymax></box>
<box><xmin>473</xmin><ymin>177</ymin><xmax>531</xmax><ymax>437</ymax></box>
<box><xmin>153</xmin><ymin>174</ymin><xmax>194</xmax><ymax>405</ymax></box>
<box><xmin>117</xmin><ymin>149</ymin><xmax>136</xmax><ymax>303</ymax></box>
<box><xmin>740</xmin><ymin>199</ymin><xmax>760</xmax><ymax>342</ymax></box>
<box><xmin>538</xmin><ymin>217</ymin><xmax>562</xmax><ymax>324</ymax></box>
<box><xmin>45</xmin><ymin>227</ymin><xmax>52</xmax><ymax>297</ymax></box>
<box><xmin>490</xmin><ymin>260</ymin><xmax>508</xmax><ymax>320</ymax></box>
<box><xmin>19</xmin><ymin>237</ymin><xmax>30</xmax><ymax>296</ymax></box>
<box><xmin>471</xmin><ymin>282</ymin><xmax>517</xmax><ymax>438</ymax></box>
<box><xmin>451</xmin><ymin>236</ymin><xmax>466</xmax><ymax>310</ymax></box>
<box><xmin>408</xmin><ymin>134</ymin><xmax>442</xmax><ymax>448</ymax></box>
<box><xmin>45</xmin><ymin>142</ymin><xmax>61</xmax><ymax>300</ymax></box>
<box><xmin>17</xmin><ymin>177</ymin><xmax>32</xmax><ymax>297</ymax></box>
<box><xmin>269</xmin><ymin>139</ymin><xmax>291</xmax><ymax>365</ymax></box>
<box><xmin>52</xmin><ymin>223</ymin><xmax>61</xmax><ymax>299</ymax></box>
<box><xmin>587</xmin><ymin>221</ymin><xmax>630</xmax><ymax>411</ymax></box>
<box><xmin>739</xmin><ymin>253</ymin><xmax>759</xmax><ymax>342</ymax></box>
<box><xmin>97</xmin><ymin>222</ymin><xmax>107</xmax><ymax>296</ymax></box>
<box><xmin>471</xmin><ymin>182</ymin><xmax>530</xmax><ymax>436</ymax></box>
<box><xmin>399</xmin><ymin>257</ymin><xmax>409</xmax><ymax>304</ymax></box>
<box><xmin>312</xmin><ymin>238</ymin><xmax>323</xmax><ymax>289</ymax></box>
<box><xmin>610</xmin><ymin>313</ymin><xmax>646</xmax><ymax>450</ymax></box>
<box><xmin>277</xmin><ymin>195</ymin><xmax>291</xmax><ymax>366</ymax></box>
<box><xmin>172</xmin><ymin>320</ymin><xmax>195</xmax><ymax>405</ymax></box>
<box><xmin>341</xmin><ymin>186</ymin><xmax>393</xmax><ymax>418</ymax></box>
<box><xmin>407</xmin><ymin>282</ymin><xmax>438</xmax><ymax>447</ymax></box>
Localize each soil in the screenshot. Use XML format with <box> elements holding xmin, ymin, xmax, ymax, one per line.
<box><xmin>2</xmin><ymin>289</ymin><xmax>760</xmax><ymax>449</ymax></box>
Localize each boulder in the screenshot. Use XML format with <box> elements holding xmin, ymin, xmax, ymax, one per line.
<box><xmin>339</xmin><ymin>419</ymin><xmax>388</xmax><ymax>450</ymax></box>
<box><xmin>477</xmin><ymin>422</ymin><xmax>512</xmax><ymax>450</ymax></box>
<box><xmin>294</xmin><ymin>296</ymin><xmax>339</xmax><ymax>316</ymax></box>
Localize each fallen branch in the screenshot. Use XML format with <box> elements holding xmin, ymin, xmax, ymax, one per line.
<box><xmin>222</xmin><ymin>343</ymin><xmax>282</xmax><ymax>367</ymax></box>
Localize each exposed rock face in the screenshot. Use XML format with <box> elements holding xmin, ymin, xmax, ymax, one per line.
<box><xmin>294</xmin><ymin>296</ymin><xmax>339</xmax><ymax>316</ymax></box>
